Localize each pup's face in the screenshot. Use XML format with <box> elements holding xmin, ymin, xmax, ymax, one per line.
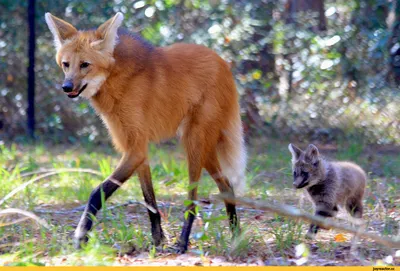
<box><xmin>45</xmin><ymin>12</ymin><xmax>123</xmax><ymax>99</ymax></box>
<box><xmin>288</xmin><ymin>144</ymin><xmax>322</xmax><ymax>189</ymax></box>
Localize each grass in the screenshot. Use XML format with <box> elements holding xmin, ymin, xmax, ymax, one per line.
<box><xmin>0</xmin><ymin>138</ymin><xmax>399</xmax><ymax>266</ymax></box>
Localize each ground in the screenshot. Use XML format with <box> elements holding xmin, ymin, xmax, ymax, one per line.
<box><xmin>0</xmin><ymin>138</ymin><xmax>399</xmax><ymax>266</ymax></box>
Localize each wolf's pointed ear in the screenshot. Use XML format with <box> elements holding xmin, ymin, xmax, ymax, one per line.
<box><xmin>92</xmin><ymin>12</ymin><xmax>124</xmax><ymax>53</ymax></box>
<box><xmin>45</xmin><ymin>13</ymin><xmax>77</xmax><ymax>51</ymax></box>
<box><xmin>288</xmin><ymin>143</ymin><xmax>302</xmax><ymax>162</ymax></box>
<box><xmin>305</xmin><ymin>144</ymin><xmax>319</xmax><ymax>163</ymax></box>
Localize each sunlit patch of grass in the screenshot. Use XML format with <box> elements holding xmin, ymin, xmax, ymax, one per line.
<box><xmin>64</xmin><ymin>232</ymin><xmax>117</xmax><ymax>266</ymax></box>
<box><xmin>111</xmin><ymin>208</ymin><xmax>152</xmax><ymax>251</ymax></box>
<box><xmin>336</xmin><ymin>141</ymin><xmax>365</xmax><ymax>162</ymax></box>
<box><xmin>193</xmin><ymin>213</ymin><xmax>231</xmax><ymax>255</ymax></box>
<box><xmin>0</xmin><ymin>140</ymin><xmax>398</xmax><ymax>265</ymax></box>
<box><xmin>269</xmin><ymin>215</ymin><xmax>304</xmax><ymax>253</ymax></box>
<box><xmin>246</xmin><ymin>140</ymin><xmax>293</xmax><ymax>199</ymax></box>
<box><xmin>380</xmin><ymin>154</ymin><xmax>400</xmax><ymax>178</ymax></box>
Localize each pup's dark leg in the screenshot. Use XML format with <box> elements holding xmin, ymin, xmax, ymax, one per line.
<box><xmin>306</xmin><ymin>205</ymin><xmax>338</xmax><ymax>238</ymax></box>
<box><xmin>346</xmin><ymin>198</ymin><xmax>363</xmax><ymax>218</ymax></box>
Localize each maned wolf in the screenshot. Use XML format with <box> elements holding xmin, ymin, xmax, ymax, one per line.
<box><xmin>288</xmin><ymin>143</ymin><xmax>366</xmax><ymax>238</ymax></box>
<box><xmin>45</xmin><ymin>12</ymin><xmax>246</xmax><ymax>253</ymax></box>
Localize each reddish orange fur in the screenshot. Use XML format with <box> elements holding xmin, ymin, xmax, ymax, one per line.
<box><xmin>46</xmin><ymin>13</ymin><xmax>246</xmax><ymax>252</ymax></box>
<box><xmin>96</xmin><ymin>42</ymin><xmax>238</xmax><ymax>151</ymax></box>
<box><xmin>54</xmin><ymin>26</ymin><xmax>245</xmax><ymax>185</ymax></box>
<box><xmin>54</xmin><ymin>29</ymin><xmax>241</xmax><ymax>157</ymax></box>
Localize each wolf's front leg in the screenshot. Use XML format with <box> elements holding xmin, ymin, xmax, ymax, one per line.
<box><xmin>306</xmin><ymin>204</ymin><xmax>338</xmax><ymax>239</ymax></box>
<box><xmin>74</xmin><ymin>153</ymin><xmax>143</xmax><ymax>248</ymax></box>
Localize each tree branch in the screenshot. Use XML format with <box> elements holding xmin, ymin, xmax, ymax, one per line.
<box><xmin>215</xmin><ymin>193</ymin><xmax>400</xmax><ymax>248</ymax></box>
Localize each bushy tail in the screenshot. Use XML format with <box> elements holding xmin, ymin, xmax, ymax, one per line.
<box><xmin>217</xmin><ymin>116</ymin><xmax>247</xmax><ymax>196</ymax></box>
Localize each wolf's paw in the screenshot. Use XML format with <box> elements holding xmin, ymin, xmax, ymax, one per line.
<box><xmin>153</xmin><ymin>231</ymin><xmax>166</xmax><ymax>247</ymax></box>
<box><xmin>305</xmin><ymin>231</ymin><xmax>316</xmax><ymax>240</ymax></box>
<box><xmin>174</xmin><ymin>244</ymin><xmax>188</xmax><ymax>254</ymax></box>
<box><xmin>113</xmin><ymin>243</ymin><xmax>136</xmax><ymax>256</ymax></box>
<box><xmin>73</xmin><ymin>235</ymin><xmax>88</xmax><ymax>249</ymax></box>
<box><xmin>162</xmin><ymin>243</ymin><xmax>188</xmax><ymax>254</ymax></box>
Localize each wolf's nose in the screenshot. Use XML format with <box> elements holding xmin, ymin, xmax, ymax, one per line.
<box><xmin>62</xmin><ymin>81</ymin><xmax>74</xmax><ymax>93</ymax></box>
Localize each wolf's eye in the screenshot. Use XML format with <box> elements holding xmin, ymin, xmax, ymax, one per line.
<box><xmin>62</xmin><ymin>62</ymin><xmax>69</xmax><ymax>68</ymax></box>
<box><xmin>301</xmin><ymin>170</ymin><xmax>309</xmax><ymax>180</ymax></box>
<box><xmin>80</xmin><ymin>62</ymin><xmax>90</xmax><ymax>69</ymax></box>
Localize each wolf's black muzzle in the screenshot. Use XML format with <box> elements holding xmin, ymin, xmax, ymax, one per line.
<box><xmin>62</xmin><ymin>80</ymin><xmax>74</xmax><ymax>93</ymax></box>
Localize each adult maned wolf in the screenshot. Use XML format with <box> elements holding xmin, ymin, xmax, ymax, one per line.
<box><xmin>45</xmin><ymin>12</ymin><xmax>246</xmax><ymax>253</ymax></box>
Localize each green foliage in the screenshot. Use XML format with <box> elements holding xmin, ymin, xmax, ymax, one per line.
<box><xmin>0</xmin><ymin>0</ymin><xmax>398</xmax><ymax>144</ymax></box>
<box><xmin>270</xmin><ymin>216</ymin><xmax>304</xmax><ymax>253</ymax></box>
<box><xmin>0</xmin><ymin>140</ymin><xmax>398</xmax><ymax>265</ymax></box>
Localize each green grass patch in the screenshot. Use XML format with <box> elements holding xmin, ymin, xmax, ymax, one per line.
<box><xmin>0</xmin><ymin>139</ymin><xmax>398</xmax><ymax>265</ymax></box>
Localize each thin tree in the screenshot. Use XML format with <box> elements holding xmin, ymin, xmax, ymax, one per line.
<box><xmin>282</xmin><ymin>0</ymin><xmax>326</xmax><ymax>98</ymax></box>
<box><xmin>389</xmin><ymin>0</ymin><xmax>400</xmax><ymax>83</ymax></box>
<box><xmin>27</xmin><ymin>0</ymin><xmax>36</xmax><ymax>138</ymax></box>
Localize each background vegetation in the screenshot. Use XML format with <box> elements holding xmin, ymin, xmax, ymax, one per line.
<box><xmin>1</xmin><ymin>0</ymin><xmax>399</xmax><ymax>144</ymax></box>
<box><xmin>0</xmin><ymin>0</ymin><xmax>399</xmax><ymax>267</ymax></box>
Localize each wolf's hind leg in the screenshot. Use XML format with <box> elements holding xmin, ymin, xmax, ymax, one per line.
<box><xmin>205</xmin><ymin>149</ymin><xmax>239</xmax><ymax>234</ymax></box>
<box><xmin>346</xmin><ymin>198</ymin><xmax>363</xmax><ymax>219</ymax></box>
<box><xmin>137</xmin><ymin>162</ymin><xmax>165</xmax><ymax>246</ymax></box>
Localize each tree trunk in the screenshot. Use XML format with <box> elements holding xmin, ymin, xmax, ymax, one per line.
<box><xmin>389</xmin><ymin>0</ymin><xmax>400</xmax><ymax>83</ymax></box>
<box><xmin>27</xmin><ymin>0</ymin><xmax>36</xmax><ymax>139</ymax></box>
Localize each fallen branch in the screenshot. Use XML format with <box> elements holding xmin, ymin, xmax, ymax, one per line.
<box><xmin>215</xmin><ymin>193</ymin><xmax>400</xmax><ymax>249</ymax></box>
<box><xmin>34</xmin><ymin>200</ymin><xmax>159</xmax><ymax>214</ymax></box>
<box><xmin>33</xmin><ymin>199</ymin><xmax>265</xmax><ymax>216</ymax></box>
<box><xmin>19</xmin><ymin>168</ymin><xmax>102</xmax><ymax>178</ymax></box>
<box><xmin>0</xmin><ymin>238</ymin><xmax>37</xmax><ymax>249</ymax></box>
<box><xmin>0</xmin><ymin>168</ymin><xmax>103</xmax><ymax>206</ymax></box>
<box><xmin>0</xmin><ymin>216</ymin><xmax>30</xmax><ymax>227</ymax></box>
<box><xmin>0</xmin><ymin>208</ymin><xmax>49</xmax><ymax>229</ymax></box>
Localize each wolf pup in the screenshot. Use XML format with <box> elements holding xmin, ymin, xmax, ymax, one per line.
<box><xmin>45</xmin><ymin>12</ymin><xmax>246</xmax><ymax>253</ymax></box>
<box><xmin>288</xmin><ymin>143</ymin><xmax>366</xmax><ymax>238</ymax></box>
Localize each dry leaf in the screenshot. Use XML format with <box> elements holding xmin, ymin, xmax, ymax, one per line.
<box><xmin>334</xmin><ymin>233</ymin><xmax>347</xmax><ymax>242</ymax></box>
<box><xmin>224</xmin><ymin>36</ymin><xmax>231</xmax><ymax>44</ymax></box>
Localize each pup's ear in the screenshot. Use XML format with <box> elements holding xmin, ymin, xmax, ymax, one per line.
<box><xmin>91</xmin><ymin>12</ymin><xmax>124</xmax><ymax>53</ymax></box>
<box><xmin>288</xmin><ymin>143</ymin><xmax>302</xmax><ymax>162</ymax></box>
<box><xmin>45</xmin><ymin>13</ymin><xmax>77</xmax><ymax>51</ymax></box>
<box><xmin>305</xmin><ymin>144</ymin><xmax>320</xmax><ymax>163</ymax></box>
